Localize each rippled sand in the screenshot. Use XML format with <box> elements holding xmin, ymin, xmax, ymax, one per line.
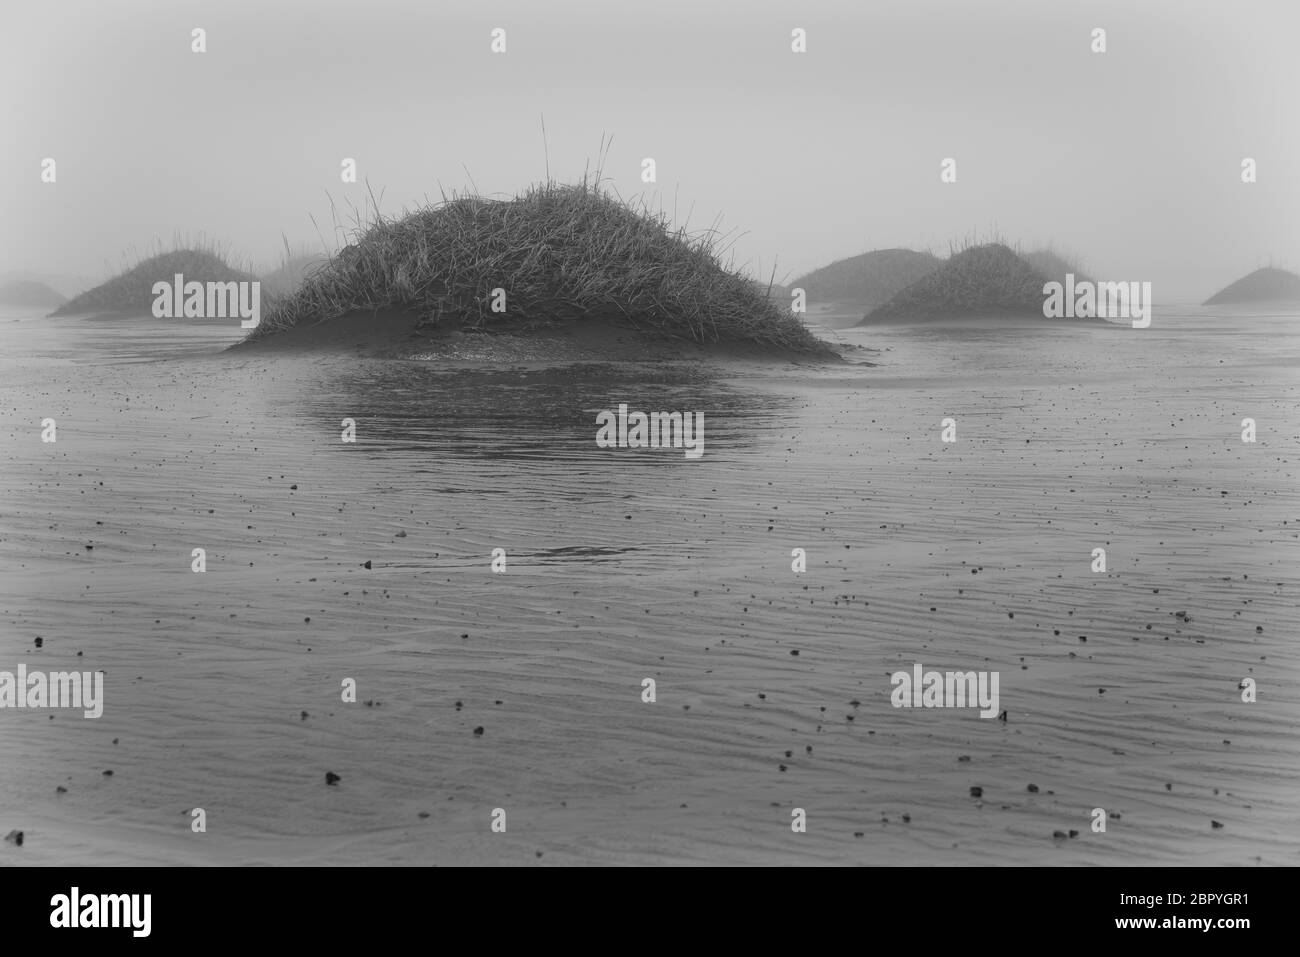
<box><xmin>1</xmin><ymin>307</ymin><xmax>1297</xmax><ymax>865</ymax></box>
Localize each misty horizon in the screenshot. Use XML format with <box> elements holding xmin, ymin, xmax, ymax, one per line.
<box><xmin>3</xmin><ymin>0</ymin><xmax>1298</xmax><ymax>304</ymax></box>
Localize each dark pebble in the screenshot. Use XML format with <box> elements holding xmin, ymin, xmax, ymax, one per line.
<box><xmin>473</xmin><ymin>727</ymin><xmax>484</xmax><ymax>736</ymax></box>
<box><xmin>970</xmin><ymin>786</ymin><xmax>983</xmax><ymax>798</ymax></box>
<box><xmin>325</xmin><ymin>772</ymin><xmax>341</xmax><ymax>785</ymax></box>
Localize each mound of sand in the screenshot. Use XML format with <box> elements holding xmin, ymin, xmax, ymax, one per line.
<box><xmin>241</xmin><ymin>179</ymin><xmax>834</xmax><ymax>358</ymax></box>
<box><xmin>0</xmin><ymin>279</ymin><xmax>66</xmax><ymax>308</ymax></box>
<box><xmin>861</xmin><ymin>243</ymin><xmax>1065</xmax><ymax>323</ymax></box>
<box><xmin>1204</xmin><ymin>267</ymin><xmax>1300</xmax><ymax>305</ymax></box>
<box><xmin>791</xmin><ymin>248</ymin><xmax>940</xmax><ymax>310</ymax></box>
<box><xmin>51</xmin><ymin>249</ymin><xmax>257</xmax><ymax>316</ymax></box>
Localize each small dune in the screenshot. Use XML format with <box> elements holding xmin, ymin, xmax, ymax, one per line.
<box><xmin>239</xmin><ymin>179</ymin><xmax>835</xmax><ymax>358</ymax></box>
<box><xmin>51</xmin><ymin>248</ymin><xmax>257</xmax><ymax>317</ymax></box>
<box><xmin>0</xmin><ymin>279</ymin><xmax>67</xmax><ymax>308</ymax></box>
<box><xmin>861</xmin><ymin>243</ymin><xmax>1056</xmax><ymax>323</ymax></box>
<box><xmin>1203</xmin><ymin>266</ymin><xmax>1300</xmax><ymax>305</ymax></box>
<box><xmin>791</xmin><ymin>248</ymin><xmax>941</xmax><ymax>310</ymax></box>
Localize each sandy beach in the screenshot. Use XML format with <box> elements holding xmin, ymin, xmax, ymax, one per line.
<box><xmin>1</xmin><ymin>305</ymin><xmax>1296</xmax><ymax>865</ymax></box>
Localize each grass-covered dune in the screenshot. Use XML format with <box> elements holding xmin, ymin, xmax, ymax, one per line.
<box><xmin>0</xmin><ymin>279</ymin><xmax>66</xmax><ymax>308</ymax></box>
<box><xmin>861</xmin><ymin>243</ymin><xmax>1054</xmax><ymax>322</ymax></box>
<box><xmin>791</xmin><ymin>248</ymin><xmax>940</xmax><ymax>309</ymax></box>
<box><xmin>51</xmin><ymin>248</ymin><xmax>256</xmax><ymax>316</ymax></box>
<box><xmin>1204</xmin><ymin>266</ymin><xmax>1300</xmax><ymax>305</ymax></box>
<box><xmin>243</xmin><ymin>179</ymin><xmax>833</xmax><ymax>356</ymax></box>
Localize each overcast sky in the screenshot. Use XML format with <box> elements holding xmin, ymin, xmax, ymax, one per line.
<box><xmin>3</xmin><ymin>0</ymin><xmax>1296</xmax><ymax>302</ymax></box>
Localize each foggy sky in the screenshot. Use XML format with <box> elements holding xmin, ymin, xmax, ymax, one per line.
<box><xmin>3</xmin><ymin>0</ymin><xmax>1297</xmax><ymax>303</ymax></box>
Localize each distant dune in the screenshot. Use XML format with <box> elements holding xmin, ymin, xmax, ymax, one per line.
<box><xmin>860</xmin><ymin>243</ymin><xmax>1057</xmax><ymax>323</ymax></box>
<box><xmin>51</xmin><ymin>249</ymin><xmax>257</xmax><ymax>316</ymax></box>
<box><xmin>0</xmin><ymin>270</ymin><xmax>98</xmax><ymax>300</ymax></box>
<box><xmin>240</xmin><ymin>179</ymin><xmax>835</xmax><ymax>358</ymax></box>
<box><xmin>791</xmin><ymin>248</ymin><xmax>940</xmax><ymax>310</ymax></box>
<box><xmin>1203</xmin><ymin>266</ymin><xmax>1300</xmax><ymax>305</ymax></box>
<box><xmin>0</xmin><ymin>279</ymin><xmax>67</xmax><ymax>308</ymax></box>
<box><xmin>259</xmin><ymin>253</ymin><xmax>329</xmax><ymax>299</ymax></box>
<box><xmin>749</xmin><ymin>277</ymin><xmax>790</xmax><ymax>302</ymax></box>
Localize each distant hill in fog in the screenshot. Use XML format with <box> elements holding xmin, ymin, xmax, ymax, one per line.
<box><xmin>1204</xmin><ymin>267</ymin><xmax>1300</xmax><ymax>305</ymax></box>
<box><xmin>861</xmin><ymin>243</ymin><xmax>1064</xmax><ymax>322</ymax></box>
<box><xmin>260</xmin><ymin>253</ymin><xmax>330</xmax><ymax>299</ymax></box>
<box><xmin>791</xmin><ymin>248</ymin><xmax>941</xmax><ymax>309</ymax></box>
<box><xmin>0</xmin><ymin>270</ymin><xmax>99</xmax><ymax>300</ymax></box>
<box><xmin>0</xmin><ymin>279</ymin><xmax>67</xmax><ymax>308</ymax></box>
<box><xmin>51</xmin><ymin>249</ymin><xmax>257</xmax><ymax>316</ymax></box>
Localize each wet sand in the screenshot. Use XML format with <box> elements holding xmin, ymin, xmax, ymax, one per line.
<box><xmin>1</xmin><ymin>307</ymin><xmax>1297</xmax><ymax>865</ymax></box>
